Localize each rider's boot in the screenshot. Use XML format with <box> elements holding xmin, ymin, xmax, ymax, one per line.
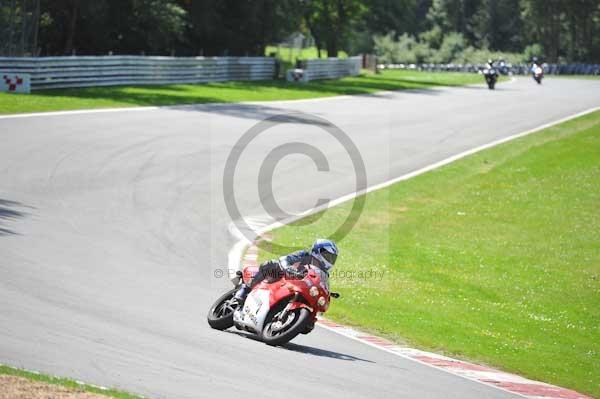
<box><xmin>233</xmin><ymin>284</ymin><xmax>250</xmax><ymax>303</ymax></box>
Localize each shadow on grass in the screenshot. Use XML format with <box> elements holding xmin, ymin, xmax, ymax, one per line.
<box><xmin>4</xmin><ymin>71</ymin><xmax>487</xmax><ymax>117</ymax></box>
<box><xmin>39</xmin><ymin>85</ymin><xmax>224</xmax><ymax>107</ymax></box>
<box><xmin>31</xmin><ymin>73</ymin><xmax>482</xmax><ymax>109</ymax></box>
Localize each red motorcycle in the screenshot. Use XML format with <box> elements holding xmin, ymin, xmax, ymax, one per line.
<box><xmin>207</xmin><ymin>264</ymin><xmax>339</xmax><ymax>346</ymax></box>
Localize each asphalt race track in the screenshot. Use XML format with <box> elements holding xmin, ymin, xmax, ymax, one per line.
<box><xmin>1</xmin><ymin>78</ymin><xmax>599</xmax><ymax>399</ymax></box>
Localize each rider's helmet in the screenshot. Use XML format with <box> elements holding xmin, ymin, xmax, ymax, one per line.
<box><xmin>310</xmin><ymin>239</ymin><xmax>338</xmax><ymax>273</ymax></box>
<box><xmin>532</xmin><ymin>56</ymin><xmax>539</xmax><ymax>65</ymax></box>
<box><xmin>487</xmin><ymin>59</ymin><xmax>494</xmax><ymax>66</ymax></box>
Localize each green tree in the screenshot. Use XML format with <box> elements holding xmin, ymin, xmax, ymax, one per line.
<box><xmin>373</xmin><ymin>31</ymin><xmax>400</xmax><ymax>63</ymax></box>
<box><xmin>362</xmin><ymin>0</ymin><xmax>419</xmax><ymax>35</ymax></box>
<box><xmin>182</xmin><ymin>0</ymin><xmax>301</xmax><ymax>56</ymax></box>
<box><xmin>133</xmin><ymin>0</ymin><xmax>186</xmax><ymax>54</ymax></box>
<box><xmin>521</xmin><ymin>0</ymin><xmax>566</xmax><ymax>62</ymax></box>
<box><xmin>563</xmin><ymin>0</ymin><xmax>599</xmax><ymax>61</ymax></box>
<box><xmin>302</xmin><ymin>0</ymin><xmax>366</xmax><ymax>57</ymax></box>
<box><xmin>432</xmin><ymin>31</ymin><xmax>466</xmax><ymax>62</ymax></box>
<box><xmin>5</xmin><ymin>0</ymin><xmax>600</xmax><ymax>62</ymax></box>
<box><xmin>471</xmin><ymin>0</ymin><xmax>522</xmax><ymax>52</ymax></box>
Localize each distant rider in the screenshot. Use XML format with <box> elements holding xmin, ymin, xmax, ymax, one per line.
<box><xmin>234</xmin><ymin>239</ymin><xmax>339</xmax><ymax>304</ymax></box>
<box><xmin>531</xmin><ymin>57</ymin><xmax>542</xmax><ymax>74</ymax></box>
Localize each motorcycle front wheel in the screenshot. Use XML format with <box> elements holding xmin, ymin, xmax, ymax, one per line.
<box><xmin>207</xmin><ymin>287</ymin><xmax>239</xmax><ymax>330</ymax></box>
<box><xmin>261</xmin><ymin>305</ymin><xmax>311</xmax><ymax>346</ymax></box>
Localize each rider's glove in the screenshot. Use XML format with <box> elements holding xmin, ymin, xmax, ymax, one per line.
<box><xmin>260</xmin><ymin>259</ymin><xmax>283</xmax><ymax>280</ymax></box>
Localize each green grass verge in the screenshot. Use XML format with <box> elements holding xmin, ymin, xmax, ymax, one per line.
<box><xmin>257</xmin><ymin>111</ymin><xmax>600</xmax><ymax>397</ymax></box>
<box><xmin>0</xmin><ymin>364</ymin><xmax>144</xmax><ymax>399</ymax></box>
<box><xmin>0</xmin><ymin>70</ymin><xmax>482</xmax><ymax>115</ymax></box>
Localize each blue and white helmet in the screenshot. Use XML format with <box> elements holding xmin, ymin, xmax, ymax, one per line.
<box><xmin>311</xmin><ymin>239</ymin><xmax>338</xmax><ymax>272</ymax></box>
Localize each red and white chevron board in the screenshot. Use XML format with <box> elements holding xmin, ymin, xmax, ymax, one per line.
<box><xmin>1</xmin><ymin>73</ymin><xmax>31</xmax><ymax>93</ymax></box>
<box><xmin>241</xmin><ymin>243</ymin><xmax>591</xmax><ymax>399</ymax></box>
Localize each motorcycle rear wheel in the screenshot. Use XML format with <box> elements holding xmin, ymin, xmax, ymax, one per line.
<box><xmin>207</xmin><ymin>287</ymin><xmax>239</xmax><ymax>330</ymax></box>
<box><xmin>262</xmin><ymin>305</ymin><xmax>311</xmax><ymax>346</ymax></box>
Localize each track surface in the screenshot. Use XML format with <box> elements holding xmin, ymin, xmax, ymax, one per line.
<box><xmin>1</xmin><ymin>78</ymin><xmax>599</xmax><ymax>399</ymax></box>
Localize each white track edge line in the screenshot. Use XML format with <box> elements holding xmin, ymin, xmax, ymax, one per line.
<box><xmin>0</xmin><ymin>106</ymin><xmax>160</xmax><ymax>119</ymax></box>
<box><xmin>0</xmin><ymin>93</ymin><xmax>356</xmax><ymax>120</ymax></box>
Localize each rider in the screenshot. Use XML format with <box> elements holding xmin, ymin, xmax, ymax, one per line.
<box><xmin>233</xmin><ymin>239</ymin><xmax>338</xmax><ymax>303</ymax></box>
<box><xmin>531</xmin><ymin>57</ymin><xmax>541</xmax><ymax>72</ymax></box>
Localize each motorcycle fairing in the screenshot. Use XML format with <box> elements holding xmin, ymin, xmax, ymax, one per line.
<box><xmin>233</xmin><ymin>288</ymin><xmax>271</xmax><ymax>333</ymax></box>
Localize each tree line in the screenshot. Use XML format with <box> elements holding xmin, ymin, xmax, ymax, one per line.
<box><xmin>1</xmin><ymin>0</ymin><xmax>599</xmax><ymax>63</ymax></box>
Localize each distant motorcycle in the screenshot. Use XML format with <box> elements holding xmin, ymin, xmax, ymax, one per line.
<box><xmin>482</xmin><ymin>66</ymin><xmax>499</xmax><ymax>90</ymax></box>
<box><xmin>207</xmin><ymin>263</ymin><xmax>339</xmax><ymax>346</ymax></box>
<box><xmin>532</xmin><ymin>65</ymin><xmax>544</xmax><ymax>84</ymax></box>
<box><xmin>497</xmin><ymin>59</ymin><xmax>510</xmax><ymax>75</ymax></box>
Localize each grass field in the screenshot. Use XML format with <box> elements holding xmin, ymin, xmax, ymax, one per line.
<box><xmin>0</xmin><ymin>70</ymin><xmax>482</xmax><ymax>115</ymax></box>
<box><xmin>257</xmin><ymin>111</ymin><xmax>600</xmax><ymax>397</ymax></box>
<box><xmin>0</xmin><ymin>364</ymin><xmax>142</xmax><ymax>399</ymax></box>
